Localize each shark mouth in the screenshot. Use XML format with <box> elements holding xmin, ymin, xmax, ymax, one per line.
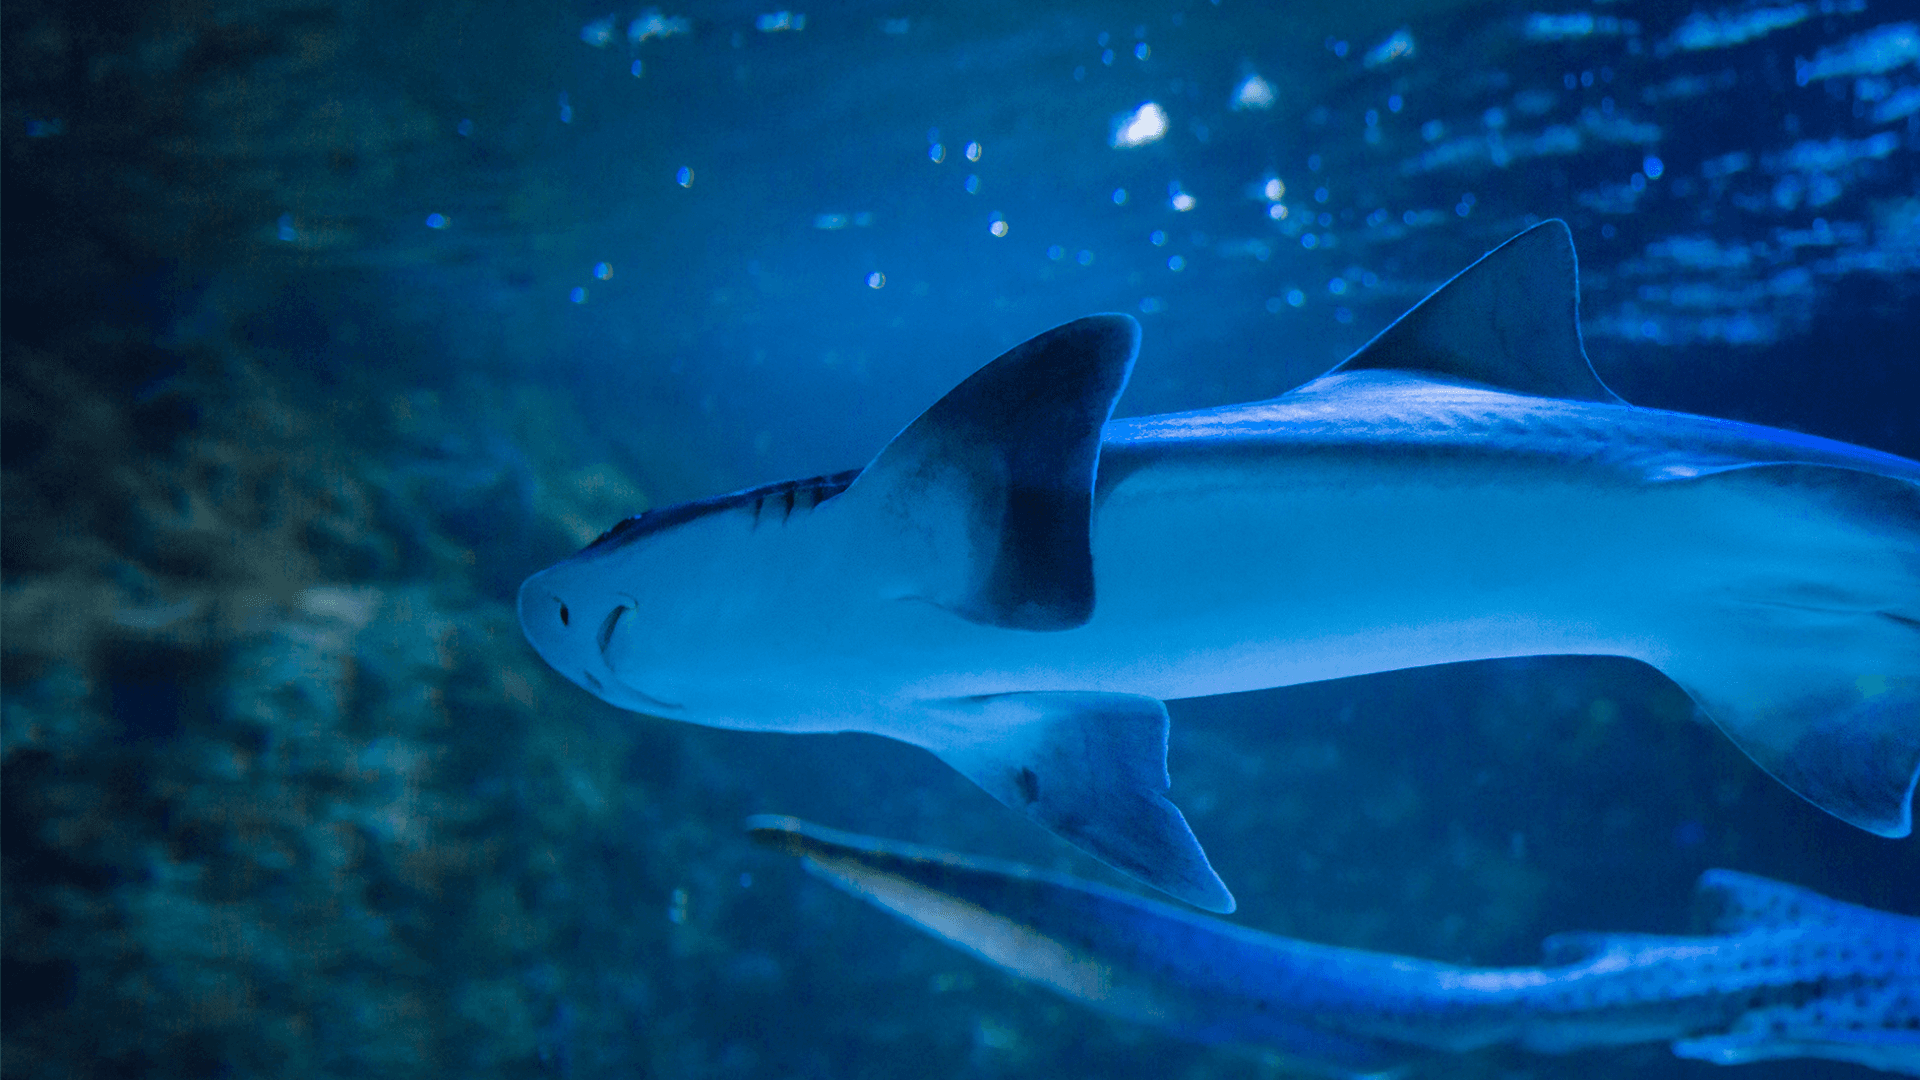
<box><xmin>596</xmin><ymin>604</ymin><xmax>627</xmax><ymax>655</ymax></box>
<box><xmin>592</xmin><ymin>600</ymin><xmax>684</xmax><ymax>712</ymax></box>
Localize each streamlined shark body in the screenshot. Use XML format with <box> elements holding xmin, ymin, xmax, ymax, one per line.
<box><xmin>750</xmin><ymin>816</ymin><xmax>1920</xmax><ymax>1078</ymax></box>
<box><xmin>520</xmin><ymin>221</ymin><xmax>1920</xmax><ymax>911</ymax></box>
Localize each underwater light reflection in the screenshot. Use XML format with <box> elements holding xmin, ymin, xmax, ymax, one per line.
<box><xmin>1111</xmin><ymin>102</ymin><xmax>1168</xmax><ymax>148</ymax></box>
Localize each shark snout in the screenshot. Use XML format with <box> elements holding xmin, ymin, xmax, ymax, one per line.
<box><xmin>516</xmin><ymin>569</ymin><xmax>591</xmax><ymax>679</ymax></box>
<box><xmin>517</xmin><ymin>570</ymin><xmax>687</xmax><ymax>715</ymax></box>
<box><xmin>516</xmin><ymin>573</ymin><xmax>563</xmax><ymax>636</ymax></box>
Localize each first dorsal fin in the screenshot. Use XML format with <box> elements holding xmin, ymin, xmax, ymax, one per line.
<box><xmin>1692</xmin><ymin>870</ymin><xmax>1865</xmax><ymax>933</ymax></box>
<box><xmin>843</xmin><ymin>314</ymin><xmax>1139</xmax><ymax>631</ymax></box>
<box><xmin>1330</xmin><ymin>220</ymin><xmax>1623</xmax><ymax>403</ymax></box>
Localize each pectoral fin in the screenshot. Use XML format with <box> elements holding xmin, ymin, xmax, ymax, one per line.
<box><xmin>924</xmin><ymin>691</ymin><xmax>1235</xmax><ymax>913</ymax></box>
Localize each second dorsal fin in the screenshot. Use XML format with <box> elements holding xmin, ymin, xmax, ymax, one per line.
<box><xmin>1330</xmin><ymin>220</ymin><xmax>1623</xmax><ymax>403</ymax></box>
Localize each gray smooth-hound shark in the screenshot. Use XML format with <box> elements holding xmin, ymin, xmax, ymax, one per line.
<box><xmin>751</xmin><ymin>815</ymin><xmax>1920</xmax><ymax>1077</ymax></box>
<box><xmin>520</xmin><ymin>220</ymin><xmax>1920</xmax><ymax>912</ymax></box>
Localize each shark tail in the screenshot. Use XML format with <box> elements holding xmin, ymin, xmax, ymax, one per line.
<box><xmin>1656</xmin><ymin>464</ymin><xmax>1920</xmax><ymax>838</ymax></box>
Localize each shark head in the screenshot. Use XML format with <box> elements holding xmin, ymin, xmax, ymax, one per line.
<box><xmin>516</xmin><ymin>539</ymin><xmax>682</xmax><ymax>716</ymax></box>
<box><xmin>516</xmin><ymin>469</ymin><xmax>864</xmax><ymax>720</ymax></box>
<box><xmin>516</xmin><ymin>312</ymin><xmax>1144</xmax><ymax>728</ymax></box>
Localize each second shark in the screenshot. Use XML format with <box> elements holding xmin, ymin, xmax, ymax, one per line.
<box><xmin>751</xmin><ymin>816</ymin><xmax>1920</xmax><ymax>1078</ymax></box>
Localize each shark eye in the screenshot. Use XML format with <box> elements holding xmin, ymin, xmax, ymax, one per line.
<box><xmin>559</xmin><ymin>602</ymin><xmax>571</xmax><ymax>627</ymax></box>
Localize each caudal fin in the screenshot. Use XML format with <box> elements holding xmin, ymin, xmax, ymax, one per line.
<box><xmin>922</xmin><ymin>691</ymin><xmax>1236</xmax><ymax>912</ymax></box>
<box><xmin>1659</xmin><ymin>465</ymin><xmax>1920</xmax><ymax>837</ymax></box>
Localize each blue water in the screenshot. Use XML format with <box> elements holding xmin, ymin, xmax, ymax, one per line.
<box><xmin>3</xmin><ymin>0</ymin><xmax>1916</xmax><ymax>1076</ymax></box>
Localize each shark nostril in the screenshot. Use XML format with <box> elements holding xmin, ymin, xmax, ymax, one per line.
<box><xmin>559</xmin><ymin>602</ymin><xmax>570</xmax><ymax>627</ymax></box>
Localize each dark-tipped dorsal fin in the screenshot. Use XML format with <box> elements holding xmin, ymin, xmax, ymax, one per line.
<box><xmin>1330</xmin><ymin>220</ymin><xmax>1623</xmax><ymax>403</ymax></box>
<box><xmin>844</xmin><ymin>314</ymin><xmax>1139</xmax><ymax>631</ymax></box>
